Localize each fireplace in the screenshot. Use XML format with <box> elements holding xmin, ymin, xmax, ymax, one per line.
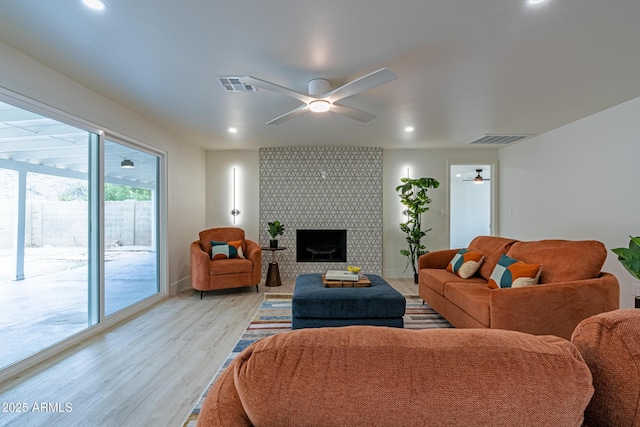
<box><xmin>296</xmin><ymin>229</ymin><xmax>347</xmax><ymax>263</ymax></box>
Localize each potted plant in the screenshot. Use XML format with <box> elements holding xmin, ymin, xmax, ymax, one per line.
<box><xmin>612</xmin><ymin>236</ymin><xmax>640</xmax><ymax>280</ymax></box>
<box><xmin>267</xmin><ymin>221</ymin><xmax>285</xmax><ymax>248</ymax></box>
<box><xmin>396</xmin><ymin>177</ymin><xmax>440</xmax><ymax>283</ymax></box>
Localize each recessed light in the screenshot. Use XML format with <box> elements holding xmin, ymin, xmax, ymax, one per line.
<box><xmin>404</xmin><ymin>126</ymin><xmax>414</xmax><ymax>133</ymax></box>
<box><xmin>228</xmin><ymin>127</ymin><xmax>238</xmax><ymax>134</ymax></box>
<box><xmin>528</xmin><ymin>0</ymin><xmax>547</xmax><ymax>5</ymax></box>
<box><xmin>83</xmin><ymin>0</ymin><xmax>106</xmax><ymax>10</ymax></box>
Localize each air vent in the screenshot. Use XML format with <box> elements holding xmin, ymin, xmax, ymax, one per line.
<box><xmin>467</xmin><ymin>134</ymin><xmax>532</xmax><ymax>145</ymax></box>
<box><xmin>218</xmin><ymin>77</ymin><xmax>256</xmax><ymax>92</ymax></box>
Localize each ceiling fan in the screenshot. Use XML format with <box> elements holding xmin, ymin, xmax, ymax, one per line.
<box><xmin>463</xmin><ymin>169</ymin><xmax>491</xmax><ymax>184</ymax></box>
<box><xmin>242</xmin><ymin>68</ymin><xmax>397</xmax><ymax>125</ymax></box>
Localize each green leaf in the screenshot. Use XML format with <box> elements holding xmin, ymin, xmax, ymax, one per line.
<box><xmin>620</xmin><ymin>259</ymin><xmax>640</xmax><ymax>280</ymax></box>
<box><xmin>612</xmin><ymin>247</ymin><xmax>640</xmax><ymax>260</ymax></box>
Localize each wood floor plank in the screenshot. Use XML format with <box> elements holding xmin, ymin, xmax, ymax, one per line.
<box><xmin>0</xmin><ymin>277</ymin><xmax>418</xmax><ymax>426</ymax></box>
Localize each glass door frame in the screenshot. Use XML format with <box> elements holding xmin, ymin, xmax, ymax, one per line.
<box><xmin>0</xmin><ymin>88</ymin><xmax>168</xmax><ymax>383</ymax></box>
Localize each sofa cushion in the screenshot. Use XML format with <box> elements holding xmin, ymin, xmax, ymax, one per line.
<box><xmin>421</xmin><ymin>268</ymin><xmax>487</xmax><ymax>296</ymax></box>
<box><xmin>468</xmin><ymin>236</ymin><xmax>519</xmax><ymax>280</ymax></box>
<box><xmin>572</xmin><ymin>309</ymin><xmax>640</xmax><ymax>427</ymax></box>
<box><xmin>205</xmin><ymin>326</ymin><xmax>593</xmax><ymax>426</ymax></box>
<box><xmin>209</xmin><ymin>258</ymin><xmax>253</xmax><ymax>275</ymax></box>
<box><xmin>211</xmin><ymin>240</ymin><xmax>245</xmax><ymax>260</ymax></box>
<box><xmin>444</xmin><ymin>282</ymin><xmax>491</xmax><ymax>326</ymax></box>
<box><xmin>488</xmin><ymin>254</ymin><xmax>542</xmax><ymax>289</ymax></box>
<box><xmin>506</xmin><ymin>240</ymin><xmax>606</xmax><ymax>283</ymax></box>
<box><xmin>199</xmin><ymin>227</ymin><xmax>246</xmax><ymax>256</ymax></box>
<box><xmin>446</xmin><ymin>249</ymin><xmax>484</xmax><ymax>279</ymax></box>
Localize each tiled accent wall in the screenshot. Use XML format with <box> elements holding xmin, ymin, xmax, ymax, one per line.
<box><xmin>259</xmin><ymin>147</ymin><xmax>383</xmax><ymax>278</ymax></box>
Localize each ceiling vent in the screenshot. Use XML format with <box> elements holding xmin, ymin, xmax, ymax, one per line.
<box><xmin>467</xmin><ymin>134</ymin><xmax>532</xmax><ymax>145</ymax></box>
<box><xmin>218</xmin><ymin>77</ymin><xmax>257</xmax><ymax>92</ymax></box>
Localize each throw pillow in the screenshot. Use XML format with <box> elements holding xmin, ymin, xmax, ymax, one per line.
<box><xmin>447</xmin><ymin>249</ymin><xmax>485</xmax><ymax>279</ymax></box>
<box><xmin>488</xmin><ymin>254</ymin><xmax>542</xmax><ymax>289</ymax></box>
<box><xmin>228</xmin><ymin>240</ymin><xmax>245</xmax><ymax>259</ymax></box>
<box><xmin>210</xmin><ymin>240</ymin><xmax>245</xmax><ymax>260</ymax></box>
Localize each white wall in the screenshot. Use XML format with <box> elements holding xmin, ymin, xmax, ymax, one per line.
<box><xmin>0</xmin><ymin>41</ymin><xmax>207</xmax><ymax>295</ymax></box>
<box><xmin>205</xmin><ymin>150</ymin><xmax>260</xmax><ymax>241</ymax></box>
<box><xmin>383</xmin><ymin>149</ymin><xmax>499</xmax><ymax>278</ymax></box>
<box><xmin>499</xmin><ymin>96</ymin><xmax>640</xmax><ymax>309</ymax></box>
<box><xmin>205</xmin><ymin>148</ymin><xmax>500</xmax><ymax>279</ymax></box>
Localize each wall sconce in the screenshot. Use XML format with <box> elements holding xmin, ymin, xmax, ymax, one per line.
<box><xmin>402</xmin><ymin>167</ymin><xmax>410</xmax><ymax>217</ymax></box>
<box><xmin>231</xmin><ymin>167</ymin><xmax>240</xmax><ymax>224</ymax></box>
<box><xmin>121</xmin><ymin>158</ymin><xmax>134</xmax><ymax>168</ymax></box>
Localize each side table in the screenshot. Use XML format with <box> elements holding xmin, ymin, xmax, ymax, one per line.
<box><xmin>261</xmin><ymin>246</ymin><xmax>287</xmax><ymax>287</ymax></box>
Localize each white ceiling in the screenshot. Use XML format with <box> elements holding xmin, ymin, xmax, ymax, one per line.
<box><xmin>0</xmin><ymin>0</ymin><xmax>639</xmax><ymax>151</ymax></box>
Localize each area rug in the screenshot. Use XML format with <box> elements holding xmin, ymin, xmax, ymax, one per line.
<box><xmin>182</xmin><ymin>293</ymin><xmax>451</xmax><ymax>427</ymax></box>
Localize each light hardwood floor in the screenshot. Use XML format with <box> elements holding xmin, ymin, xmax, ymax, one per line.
<box><xmin>0</xmin><ymin>277</ymin><xmax>418</xmax><ymax>427</ymax></box>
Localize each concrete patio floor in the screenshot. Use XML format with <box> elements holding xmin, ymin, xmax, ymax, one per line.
<box><xmin>0</xmin><ymin>248</ymin><xmax>157</xmax><ymax>369</ymax></box>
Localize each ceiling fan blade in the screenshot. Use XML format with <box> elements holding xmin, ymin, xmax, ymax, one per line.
<box><xmin>327</xmin><ymin>68</ymin><xmax>397</xmax><ymax>102</ymax></box>
<box><xmin>330</xmin><ymin>104</ymin><xmax>377</xmax><ymax>122</ymax></box>
<box><xmin>266</xmin><ymin>104</ymin><xmax>309</xmax><ymax>125</ymax></box>
<box><xmin>243</xmin><ymin>76</ymin><xmax>313</xmax><ymax>104</ymax></box>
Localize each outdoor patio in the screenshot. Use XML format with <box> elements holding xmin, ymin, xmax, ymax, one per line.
<box><xmin>0</xmin><ymin>247</ymin><xmax>157</xmax><ymax>369</ymax></box>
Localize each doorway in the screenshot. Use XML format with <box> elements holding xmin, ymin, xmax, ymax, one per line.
<box><xmin>449</xmin><ymin>164</ymin><xmax>493</xmax><ymax>248</ymax></box>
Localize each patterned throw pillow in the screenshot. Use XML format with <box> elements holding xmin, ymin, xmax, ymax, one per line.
<box><xmin>488</xmin><ymin>254</ymin><xmax>542</xmax><ymax>289</ymax></box>
<box><xmin>210</xmin><ymin>240</ymin><xmax>245</xmax><ymax>260</ymax></box>
<box><xmin>447</xmin><ymin>248</ymin><xmax>485</xmax><ymax>279</ymax></box>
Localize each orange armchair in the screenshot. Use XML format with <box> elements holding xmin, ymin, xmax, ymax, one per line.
<box><xmin>190</xmin><ymin>227</ymin><xmax>262</xmax><ymax>298</ymax></box>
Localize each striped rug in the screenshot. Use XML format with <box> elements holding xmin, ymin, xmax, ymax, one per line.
<box><xmin>182</xmin><ymin>293</ymin><xmax>451</xmax><ymax>426</ymax></box>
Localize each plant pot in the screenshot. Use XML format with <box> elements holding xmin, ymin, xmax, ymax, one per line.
<box><xmin>269</xmin><ymin>239</ymin><xmax>278</xmax><ymax>248</ymax></box>
<box><xmin>414</xmin><ymin>273</ymin><xmax>419</xmax><ymax>284</ymax></box>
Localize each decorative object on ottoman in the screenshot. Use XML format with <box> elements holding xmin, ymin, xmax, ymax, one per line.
<box><xmin>292</xmin><ymin>274</ymin><xmax>405</xmax><ymax>329</ymax></box>
<box><xmin>322</xmin><ymin>274</ymin><xmax>371</xmax><ymax>288</ymax></box>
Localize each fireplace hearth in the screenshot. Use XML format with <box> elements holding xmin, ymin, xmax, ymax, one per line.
<box><xmin>296</xmin><ymin>229</ymin><xmax>347</xmax><ymax>263</ymax></box>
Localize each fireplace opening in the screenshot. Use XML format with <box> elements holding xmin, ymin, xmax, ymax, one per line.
<box><xmin>296</xmin><ymin>229</ymin><xmax>347</xmax><ymax>263</ymax></box>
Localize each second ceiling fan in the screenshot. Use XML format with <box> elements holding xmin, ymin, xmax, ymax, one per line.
<box><xmin>243</xmin><ymin>68</ymin><xmax>397</xmax><ymax>125</ymax></box>
<box><xmin>463</xmin><ymin>169</ymin><xmax>491</xmax><ymax>184</ymax></box>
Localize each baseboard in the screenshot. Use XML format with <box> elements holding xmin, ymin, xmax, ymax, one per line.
<box><xmin>170</xmin><ymin>276</ymin><xmax>192</xmax><ymax>295</ymax></box>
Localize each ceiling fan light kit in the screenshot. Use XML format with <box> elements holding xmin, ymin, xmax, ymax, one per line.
<box><xmin>462</xmin><ymin>169</ymin><xmax>490</xmax><ymax>184</ymax></box>
<box><xmin>242</xmin><ymin>68</ymin><xmax>397</xmax><ymax>124</ymax></box>
<box><xmin>309</xmin><ymin>100</ymin><xmax>331</xmax><ymax>113</ymax></box>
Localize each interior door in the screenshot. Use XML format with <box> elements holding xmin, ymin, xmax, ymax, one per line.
<box><xmin>449</xmin><ymin>164</ymin><xmax>492</xmax><ymax>248</ymax></box>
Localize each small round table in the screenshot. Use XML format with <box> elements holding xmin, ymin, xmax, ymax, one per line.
<box><xmin>261</xmin><ymin>246</ymin><xmax>287</xmax><ymax>287</ymax></box>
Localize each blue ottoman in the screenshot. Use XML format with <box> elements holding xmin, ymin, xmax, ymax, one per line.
<box><xmin>292</xmin><ymin>274</ymin><xmax>406</xmax><ymax>329</ymax></box>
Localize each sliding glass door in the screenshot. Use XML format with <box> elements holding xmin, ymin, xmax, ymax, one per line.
<box><xmin>104</xmin><ymin>140</ymin><xmax>159</xmax><ymax>315</ymax></box>
<box><xmin>0</xmin><ymin>102</ymin><xmax>92</xmax><ymax>368</ymax></box>
<box><xmin>0</xmin><ymin>97</ymin><xmax>163</xmax><ymax>371</ymax></box>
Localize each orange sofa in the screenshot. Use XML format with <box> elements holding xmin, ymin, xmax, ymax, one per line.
<box><xmin>190</xmin><ymin>227</ymin><xmax>262</xmax><ymax>298</ymax></box>
<box><xmin>418</xmin><ymin>236</ymin><xmax>619</xmax><ymax>339</ymax></box>
<box><xmin>196</xmin><ymin>309</ymin><xmax>640</xmax><ymax>426</ymax></box>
